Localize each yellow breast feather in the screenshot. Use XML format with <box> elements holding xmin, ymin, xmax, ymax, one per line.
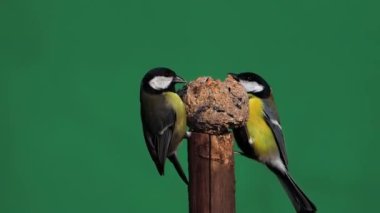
<box><xmin>163</xmin><ymin>92</ymin><xmax>187</xmax><ymax>142</ymax></box>
<box><xmin>247</xmin><ymin>96</ymin><xmax>279</xmax><ymax>161</ymax></box>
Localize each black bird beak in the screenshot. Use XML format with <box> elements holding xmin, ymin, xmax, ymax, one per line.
<box><xmin>174</xmin><ymin>75</ymin><xmax>186</xmax><ymax>83</ymax></box>
<box><xmin>228</xmin><ymin>73</ymin><xmax>239</xmax><ymax>81</ymax></box>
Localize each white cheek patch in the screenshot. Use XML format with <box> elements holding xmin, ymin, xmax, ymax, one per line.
<box><xmin>240</xmin><ymin>80</ymin><xmax>264</xmax><ymax>93</ymax></box>
<box><xmin>149</xmin><ymin>76</ymin><xmax>173</xmax><ymax>90</ymax></box>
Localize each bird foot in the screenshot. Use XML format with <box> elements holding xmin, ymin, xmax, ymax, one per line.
<box><xmin>185</xmin><ymin>131</ymin><xmax>192</xmax><ymax>139</ymax></box>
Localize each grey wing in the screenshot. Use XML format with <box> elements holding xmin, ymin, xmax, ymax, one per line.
<box><xmin>142</xmin><ymin>130</ymin><xmax>171</xmax><ymax>174</ymax></box>
<box><xmin>141</xmin><ymin>105</ymin><xmax>176</xmax><ymax>174</ymax></box>
<box><xmin>263</xmin><ymin>97</ymin><xmax>288</xmax><ymax>167</ymax></box>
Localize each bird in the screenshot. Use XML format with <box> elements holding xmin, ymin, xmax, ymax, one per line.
<box><xmin>140</xmin><ymin>67</ymin><xmax>188</xmax><ymax>184</ymax></box>
<box><xmin>229</xmin><ymin>72</ymin><xmax>317</xmax><ymax>213</ymax></box>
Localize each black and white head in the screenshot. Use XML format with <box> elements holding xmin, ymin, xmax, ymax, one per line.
<box><xmin>142</xmin><ymin>67</ymin><xmax>186</xmax><ymax>93</ymax></box>
<box><xmin>229</xmin><ymin>72</ymin><xmax>271</xmax><ymax>98</ymax></box>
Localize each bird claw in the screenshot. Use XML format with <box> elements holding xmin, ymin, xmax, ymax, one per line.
<box><xmin>185</xmin><ymin>131</ymin><xmax>192</xmax><ymax>139</ymax></box>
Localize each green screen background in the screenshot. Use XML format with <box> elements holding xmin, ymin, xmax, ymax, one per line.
<box><xmin>1</xmin><ymin>0</ymin><xmax>379</xmax><ymax>212</ymax></box>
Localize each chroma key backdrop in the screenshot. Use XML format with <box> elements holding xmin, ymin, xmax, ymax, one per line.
<box><xmin>1</xmin><ymin>0</ymin><xmax>379</xmax><ymax>212</ymax></box>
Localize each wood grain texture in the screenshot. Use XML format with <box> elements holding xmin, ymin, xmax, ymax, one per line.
<box><xmin>188</xmin><ymin>132</ymin><xmax>235</xmax><ymax>213</ymax></box>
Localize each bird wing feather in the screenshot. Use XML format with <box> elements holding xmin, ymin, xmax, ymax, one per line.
<box><xmin>233</xmin><ymin>125</ymin><xmax>255</xmax><ymax>158</ymax></box>
<box><xmin>141</xmin><ymin>102</ymin><xmax>176</xmax><ymax>174</ymax></box>
<box><xmin>263</xmin><ymin>96</ymin><xmax>288</xmax><ymax>166</ymax></box>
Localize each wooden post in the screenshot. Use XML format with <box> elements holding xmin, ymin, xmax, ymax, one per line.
<box><xmin>180</xmin><ymin>76</ymin><xmax>248</xmax><ymax>213</ymax></box>
<box><xmin>188</xmin><ymin>132</ymin><xmax>235</xmax><ymax>213</ymax></box>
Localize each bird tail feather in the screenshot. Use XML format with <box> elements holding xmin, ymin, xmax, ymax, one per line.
<box><xmin>168</xmin><ymin>153</ymin><xmax>189</xmax><ymax>185</ymax></box>
<box><xmin>269</xmin><ymin>166</ymin><xmax>317</xmax><ymax>213</ymax></box>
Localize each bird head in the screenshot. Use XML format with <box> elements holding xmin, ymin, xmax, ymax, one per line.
<box><xmin>142</xmin><ymin>67</ymin><xmax>186</xmax><ymax>93</ymax></box>
<box><xmin>229</xmin><ymin>72</ymin><xmax>271</xmax><ymax>98</ymax></box>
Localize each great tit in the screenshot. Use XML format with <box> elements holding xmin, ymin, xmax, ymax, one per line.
<box><xmin>140</xmin><ymin>67</ymin><xmax>188</xmax><ymax>184</ymax></box>
<box><xmin>229</xmin><ymin>72</ymin><xmax>317</xmax><ymax>213</ymax></box>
